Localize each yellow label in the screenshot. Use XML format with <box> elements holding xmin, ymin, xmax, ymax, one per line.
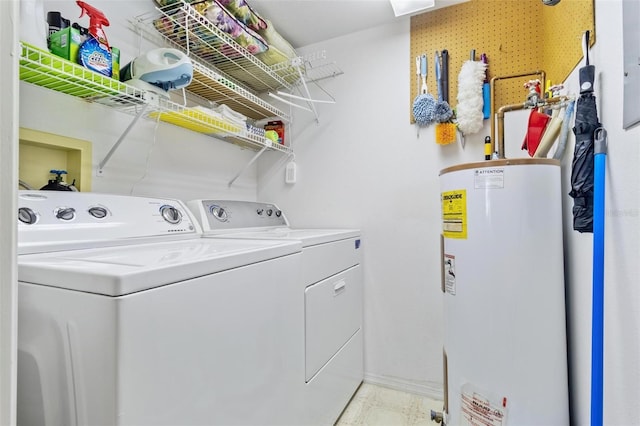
<box><xmin>441</xmin><ymin>189</ymin><xmax>467</xmax><ymax>239</ymax></box>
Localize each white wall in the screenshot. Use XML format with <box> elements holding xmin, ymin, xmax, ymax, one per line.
<box><xmin>258</xmin><ymin>1</ymin><xmax>640</xmax><ymax>423</ymax></box>
<box><xmin>1</xmin><ymin>2</ymin><xmax>19</xmax><ymax>424</ymax></box>
<box><xmin>20</xmin><ymin>83</ymin><xmax>259</xmax><ymax>201</ymax></box>
<box><xmin>564</xmin><ymin>1</ymin><xmax>640</xmax><ymax>424</ymax></box>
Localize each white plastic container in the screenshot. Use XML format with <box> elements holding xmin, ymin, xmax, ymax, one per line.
<box><xmin>20</xmin><ymin>0</ymin><xmax>48</xmax><ymax>50</ymax></box>
<box><xmin>439</xmin><ymin>159</ymin><xmax>569</xmax><ymax>425</ymax></box>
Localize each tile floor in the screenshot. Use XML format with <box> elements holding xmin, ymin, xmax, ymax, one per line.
<box><xmin>335</xmin><ymin>383</ymin><xmax>444</xmax><ymax>426</ymax></box>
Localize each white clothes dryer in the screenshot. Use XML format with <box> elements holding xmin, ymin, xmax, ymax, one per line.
<box><xmin>187</xmin><ymin>199</ymin><xmax>364</xmax><ymax>425</ymax></box>
<box><xmin>17</xmin><ymin>191</ymin><xmax>304</xmax><ymax>426</ymax></box>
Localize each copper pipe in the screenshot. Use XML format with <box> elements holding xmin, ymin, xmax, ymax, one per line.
<box><xmin>496</xmin><ymin>103</ymin><xmax>527</xmax><ymax>159</ymax></box>
<box><xmin>490</xmin><ymin>70</ymin><xmax>545</xmax><ymax>156</ymax></box>
<box><xmin>496</xmin><ymin>96</ymin><xmax>569</xmax><ymax>159</ymax></box>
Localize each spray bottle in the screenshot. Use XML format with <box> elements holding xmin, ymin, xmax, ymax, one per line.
<box><xmin>76</xmin><ymin>1</ymin><xmax>112</xmax><ymax>77</ymax></box>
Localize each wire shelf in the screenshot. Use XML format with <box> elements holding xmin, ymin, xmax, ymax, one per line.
<box><xmin>19</xmin><ymin>42</ymin><xmax>291</xmax><ymax>155</ymax></box>
<box><xmin>133</xmin><ymin>1</ymin><xmax>297</xmax><ymax>93</ymax></box>
<box><xmin>19</xmin><ymin>43</ymin><xmax>150</xmax><ymax>114</ymax></box>
<box><xmin>303</xmin><ymin>61</ymin><xmax>344</xmax><ymax>83</ymax></box>
<box><xmin>189</xmin><ymin>59</ymin><xmax>291</xmax><ymax>122</ymax></box>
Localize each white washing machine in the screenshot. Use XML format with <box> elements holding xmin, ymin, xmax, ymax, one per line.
<box><xmin>187</xmin><ymin>199</ymin><xmax>363</xmax><ymax>425</ymax></box>
<box><xmin>16</xmin><ymin>191</ymin><xmax>304</xmax><ymax>426</ymax></box>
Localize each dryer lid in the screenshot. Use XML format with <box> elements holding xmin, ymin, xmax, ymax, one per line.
<box><xmin>213</xmin><ymin>228</ymin><xmax>361</xmax><ymax>247</ymax></box>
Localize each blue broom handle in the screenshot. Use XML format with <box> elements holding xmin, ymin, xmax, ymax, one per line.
<box><xmin>591</xmin><ymin>127</ymin><xmax>607</xmax><ymax>426</ymax></box>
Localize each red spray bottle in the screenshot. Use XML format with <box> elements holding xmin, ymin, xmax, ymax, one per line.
<box><xmin>76</xmin><ymin>1</ymin><xmax>112</xmax><ymax>77</ymax></box>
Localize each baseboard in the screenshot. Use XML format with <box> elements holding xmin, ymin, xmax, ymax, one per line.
<box><xmin>363</xmin><ymin>372</ymin><xmax>444</xmax><ymax>401</ymax></box>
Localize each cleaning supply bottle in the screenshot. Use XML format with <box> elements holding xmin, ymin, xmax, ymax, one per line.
<box><xmin>76</xmin><ymin>1</ymin><xmax>112</xmax><ymax>77</ymax></box>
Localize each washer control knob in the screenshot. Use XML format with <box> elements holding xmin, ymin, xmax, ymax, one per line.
<box><xmin>256</xmin><ymin>208</ymin><xmax>264</xmax><ymax>216</ymax></box>
<box><xmin>266</xmin><ymin>209</ymin><xmax>273</xmax><ymax>216</ymax></box>
<box><xmin>55</xmin><ymin>207</ymin><xmax>76</xmax><ymax>221</ymax></box>
<box><xmin>18</xmin><ymin>207</ymin><xmax>37</xmax><ymax>225</ymax></box>
<box><xmin>160</xmin><ymin>205</ymin><xmax>182</xmax><ymax>224</ymax></box>
<box><xmin>275</xmin><ymin>210</ymin><xmax>282</xmax><ymax>218</ymax></box>
<box><xmin>88</xmin><ymin>206</ymin><xmax>108</xmax><ymax>219</ymax></box>
<box><xmin>209</xmin><ymin>206</ymin><xmax>228</xmax><ymax>222</ymax></box>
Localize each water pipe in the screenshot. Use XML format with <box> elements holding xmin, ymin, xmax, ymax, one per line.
<box><xmin>591</xmin><ymin>127</ymin><xmax>607</xmax><ymax>426</ymax></box>
<box><xmin>494</xmin><ymin>96</ymin><xmax>568</xmax><ymax>159</ymax></box>
<box><xmin>490</xmin><ymin>70</ymin><xmax>545</xmax><ymax>156</ymax></box>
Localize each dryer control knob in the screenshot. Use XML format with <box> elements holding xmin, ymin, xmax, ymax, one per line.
<box><xmin>160</xmin><ymin>205</ymin><xmax>182</xmax><ymax>225</ymax></box>
<box><xmin>209</xmin><ymin>206</ymin><xmax>228</xmax><ymax>222</ymax></box>
<box><xmin>55</xmin><ymin>207</ymin><xmax>76</xmax><ymax>221</ymax></box>
<box><xmin>18</xmin><ymin>207</ymin><xmax>37</xmax><ymax>225</ymax></box>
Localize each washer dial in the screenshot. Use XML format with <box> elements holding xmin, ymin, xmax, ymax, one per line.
<box><xmin>55</xmin><ymin>207</ymin><xmax>76</xmax><ymax>221</ymax></box>
<box><xmin>18</xmin><ymin>207</ymin><xmax>37</xmax><ymax>225</ymax></box>
<box><xmin>88</xmin><ymin>206</ymin><xmax>108</xmax><ymax>219</ymax></box>
<box><xmin>160</xmin><ymin>205</ymin><xmax>182</xmax><ymax>224</ymax></box>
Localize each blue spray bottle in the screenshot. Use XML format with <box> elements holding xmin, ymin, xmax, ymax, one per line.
<box><xmin>76</xmin><ymin>1</ymin><xmax>112</xmax><ymax>77</ymax></box>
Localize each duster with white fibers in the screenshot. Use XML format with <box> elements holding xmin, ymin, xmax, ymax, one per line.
<box><xmin>456</xmin><ymin>60</ymin><xmax>487</xmax><ymax>136</ymax></box>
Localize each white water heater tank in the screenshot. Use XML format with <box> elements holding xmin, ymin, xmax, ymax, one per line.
<box><xmin>439</xmin><ymin>159</ymin><xmax>569</xmax><ymax>425</ymax></box>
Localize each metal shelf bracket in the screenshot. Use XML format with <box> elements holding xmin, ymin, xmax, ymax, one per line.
<box><xmin>97</xmin><ymin>103</ymin><xmax>150</xmax><ymax>174</ymax></box>
<box><xmin>227</xmin><ymin>140</ymin><xmax>272</xmax><ymax>187</ymax></box>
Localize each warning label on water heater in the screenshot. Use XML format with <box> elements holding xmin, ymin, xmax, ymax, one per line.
<box><xmin>474</xmin><ymin>168</ymin><xmax>504</xmax><ymax>189</ymax></box>
<box><xmin>444</xmin><ymin>254</ymin><xmax>456</xmax><ymax>295</ymax></box>
<box><xmin>460</xmin><ymin>384</ymin><xmax>507</xmax><ymax>426</ymax></box>
<box><xmin>441</xmin><ymin>189</ymin><xmax>467</xmax><ymax>239</ymax></box>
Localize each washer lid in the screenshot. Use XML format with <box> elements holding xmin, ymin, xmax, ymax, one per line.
<box><xmin>18</xmin><ymin>238</ymin><xmax>301</xmax><ymax>296</ymax></box>
<box><xmin>206</xmin><ymin>228</ymin><xmax>360</xmax><ymax>247</ymax></box>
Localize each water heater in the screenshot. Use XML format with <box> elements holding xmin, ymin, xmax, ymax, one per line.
<box><xmin>438</xmin><ymin>159</ymin><xmax>569</xmax><ymax>425</ymax></box>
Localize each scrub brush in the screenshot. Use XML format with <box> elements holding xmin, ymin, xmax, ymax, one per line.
<box><xmin>412</xmin><ymin>54</ymin><xmax>436</xmax><ymax>127</ymax></box>
<box><xmin>434</xmin><ymin>50</ymin><xmax>455</xmax><ymax>145</ymax></box>
<box><xmin>435</xmin><ymin>122</ymin><xmax>457</xmax><ymax>145</ymax></box>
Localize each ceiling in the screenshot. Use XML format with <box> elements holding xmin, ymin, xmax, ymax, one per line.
<box><xmin>249</xmin><ymin>0</ymin><xmax>469</xmax><ymax>49</ymax></box>
<box><xmin>248</xmin><ymin>0</ymin><xmax>398</xmax><ymax>48</ymax></box>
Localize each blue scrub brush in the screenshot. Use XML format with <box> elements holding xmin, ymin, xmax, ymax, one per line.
<box><xmin>413</xmin><ymin>54</ymin><xmax>436</xmax><ymax>127</ymax></box>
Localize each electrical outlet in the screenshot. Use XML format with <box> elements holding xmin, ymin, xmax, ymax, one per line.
<box><xmin>285</xmin><ymin>161</ymin><xmax>297</xmax><ymax>184</ymax></box>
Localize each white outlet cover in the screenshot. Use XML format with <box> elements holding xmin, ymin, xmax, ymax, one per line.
<box><xmin>285</xmin><ymin>161</ymin><xmax>297</xmax><ymax>184</ymax></box>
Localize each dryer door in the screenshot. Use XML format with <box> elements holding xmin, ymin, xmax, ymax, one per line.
<box><xmin>304</xmin><ymin>265</ymin><xmax>362</xmax><ymax>381</ymax></box>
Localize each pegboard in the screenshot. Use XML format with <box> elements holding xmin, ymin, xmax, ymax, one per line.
<box><xmin>409</xmin><ymin>0</ymin><xmax>595</xmax><ymax>124</ymax></box>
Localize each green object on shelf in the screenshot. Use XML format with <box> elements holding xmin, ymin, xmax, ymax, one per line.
<box><xmin>19</xmin><ymin>42</ymin><xmax>129</xmax><ymax>99</ymax></box>
<box><xmin>49</xmin><ymin>27</ymin><xmax>81</xmax><ymax>63</ymax></box>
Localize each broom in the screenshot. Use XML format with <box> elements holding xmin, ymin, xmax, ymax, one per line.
<box><xmin>434</xmin><ymin>50</ymin><xmax>456</xmax><ymax>145</ymax></box>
